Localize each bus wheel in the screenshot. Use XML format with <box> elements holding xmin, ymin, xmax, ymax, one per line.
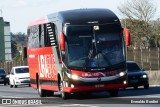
<box><xmin>109</xmin><ymin>89</ymin><xmax>119</xmax><ymax>97</ymax></box>
<box><xmin>59</xmin><ymin>81</ymin><xmax>70</xmax><ymax>99</ymax></box>
<box><xmin>46</xmin><ymin>90</ymin><xmax>54</xmax><ymax>97</ymax></box>
<box><xmin>38</xmin><ymin>78</ymin><xmax>46</xmax><ymax>97</ymax></box>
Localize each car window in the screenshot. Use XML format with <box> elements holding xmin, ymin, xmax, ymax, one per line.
<box><xmin>15</xmin><ymin>68</ymin><xmax>29</xmax><ymax>73</ymax></box>
<box><xmin>127</xmin><ymin>63</ymin><xmax>141</xmax><ymax>72</ymax></box>
<box><xmin>0</xmin><ymin>69</ymin><xmax>5</xmax><ymax>74</ymax></box>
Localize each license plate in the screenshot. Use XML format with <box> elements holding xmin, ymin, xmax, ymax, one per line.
<box><xmin>95</xmin><ymin>84</ymin><xmax>104</xmax><ymax>88</ymax></box>
<box><xmin>130</xmin><ymin>79</ymin><xmax>138</xmax><ymax>83</ymax></box>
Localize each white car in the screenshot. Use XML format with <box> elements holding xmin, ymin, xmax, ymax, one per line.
<box><xmin>9</xmin><ymin>66</ymin><xmax>30</xmax><ymax>88</ymax></box>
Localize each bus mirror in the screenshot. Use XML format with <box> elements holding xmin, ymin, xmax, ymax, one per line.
<box><xmin>23</xmin><ymin>47</ymin><xmax>27</xmax><ymax>59</ymax></box>
<box><xmin>123</xmin><ymin>28</ymin><xmax>131</xmax><ymax>46</ymax></box>
<box><xmin>60</xmin><ymin>32</ymin><xmax>65</xmax><ymax>51</ymax></box>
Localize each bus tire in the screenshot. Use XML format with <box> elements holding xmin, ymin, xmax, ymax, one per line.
<box><xmin>46</xmin><ymin>90</ymin><xmax>54</xmax><ymax>97</ymax></box>
<box><xmin>59</xmin><ymin>81</ymin><xmax>69</xmax><ymax>99</ymax></box>
<box><xmin>109</xmin><ymin>89</ymin><xmax>119</xmax><ymax>97</ymax></box>
<box><xmin>61</xmin><ymin>91</ymin><xmax>70</xmax><ymax>100</ymax></box>
<box><xmin>37</xmin><ymin>78</ymin><xmax>46</xmax><ymax>97</ymax></box>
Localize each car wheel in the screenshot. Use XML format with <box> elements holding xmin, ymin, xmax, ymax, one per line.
<box><xmin>10</xmin><ymin>85</ymin><xmax>13</xmax><ymax>88</ymax></box>
<box><xmin>13</xmin><ymin>81</ymin><xmax>17</xmax><ymax>88</ymax></box>
<box><xmin>4</xmin><ymin>82</ymin><xmax>7</xmax><ymax>86</ymax></box>
<box><xmin>134</xmin><ymin>86</ymin><xmax>138</xmax><ymax>90</ymax></box>
<box><xmin>28</xmin><ymin>84</ymin><xmax>31</xmax><ymax>87</ymax></box>
<box><xmin>144</xmin><ymin>84</ymin><xmax>149</xmax><ymax>89</ymax></box>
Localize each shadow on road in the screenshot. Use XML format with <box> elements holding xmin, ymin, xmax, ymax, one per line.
<box><xmin>119</xmin><ymin>86</ymin><xmax>160</xmax><ymax>97</ymax></box>
<box><xmin>42</xmin><ymin>87</ymin><xmax>160</xmax><ymax>104</ymax></box>
<box><xmin>56</xmin><ymin>86</ymin><xmax>160</xmax><ymax>100</ymax></box>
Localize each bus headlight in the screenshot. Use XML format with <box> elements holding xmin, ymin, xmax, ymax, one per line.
<box><xmin>72</xmin><ymin>75</ymin><xmax>79</xmax><ymax>80</ymax></box>
<box><xmin>71</xmin><ymin>84</ymin><xmax>75</xmax><ymax>88</ymax></box>
<box><xmin>119</xmin><ymin>72</ymin><xmax>125</xmax><ymax>77</ymax></box>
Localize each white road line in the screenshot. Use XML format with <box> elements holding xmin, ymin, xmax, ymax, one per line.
<box><xmin>142</xmin><ymin>95</ymin><xmax>160</xmax><ymax>98</ymax></box>
<box><xmin>1</xmin><ymin>96</ymin><xmax>23</xmax><ymax>98</ymax></box>
<box><xmin>150</xmin><ymin>85</ymin><xmax>160</xmax><ymax>87</ymax></box>
<box><xmin>59</xmin><ymin>104</ymin><xmax>100</xmax><ymax>107</ymax></box>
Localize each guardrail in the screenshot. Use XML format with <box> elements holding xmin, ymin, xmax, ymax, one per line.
<box><xmin>0</xmin><ymin>61</ymin><xmax>27</xmax><ymax>73</ymax></box>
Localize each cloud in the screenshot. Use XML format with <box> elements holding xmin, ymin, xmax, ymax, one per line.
<box><xmin>18</xmin><ymin>0</ymin><xmax>27</xmax><ymax>6</ymax></box>
<box><xmin>13</xmin><ymin>0</ymin><xmax>27</xmax><ymax>7</ymax></box>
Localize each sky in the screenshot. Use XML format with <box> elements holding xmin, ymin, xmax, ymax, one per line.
<box><xmin>0</xmin><ymin>0</ymin><xmax>160</xmax><ymax>34</ymax></box>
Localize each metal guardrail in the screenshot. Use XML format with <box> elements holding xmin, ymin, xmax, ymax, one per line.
<box><xmin>0</xmin><ymin>61</ymin><xmax>27</xmax><ymax>73</ymax></box>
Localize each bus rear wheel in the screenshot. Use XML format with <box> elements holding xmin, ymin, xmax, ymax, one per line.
<box><xmin>38</xmin><ymin>78</ymin><xmax>46</xmax><ymax>97</ymax></box>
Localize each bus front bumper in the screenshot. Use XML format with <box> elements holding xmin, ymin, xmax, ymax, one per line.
<box><xmin>62</xmin><ymin>83</ymin><xmax>127</xmax><ymax>93</ymax></box>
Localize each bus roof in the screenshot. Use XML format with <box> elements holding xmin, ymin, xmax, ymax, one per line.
<box><xmin>48</xmin><ymin>8</ymin><xmax>120</xmax><ymax>25</ymax></box>
<box><xmin>28</xmin><ymin>17</ymin><xmax>47</xmax><ymax>27</ymax></box>
<box><xmin>28</xmin><ymin>8</ymin><xmax>120</xmax><ymax>27</ymax></box>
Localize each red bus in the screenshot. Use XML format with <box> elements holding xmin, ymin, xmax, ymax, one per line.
<box><xmin>26</xmin><ymin>8</ymin><xmax>131</xmax><ymax>99</ymax></box>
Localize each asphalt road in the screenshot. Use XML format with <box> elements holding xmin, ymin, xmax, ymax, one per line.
<box><xmin>0</xmin><ymin>84</ymin><xmax>160</xmax><ymax>107</ymax></box>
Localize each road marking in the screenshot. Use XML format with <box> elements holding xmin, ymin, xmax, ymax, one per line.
<box><xmin>1</xmin><ymin>96</ymin><xmax>23</xmax><ymax>98</ymax></box>
<box><xmin>59</xmin><ymin>104</ymin><xmax>100</xmax><ymax>107</ymax></box>
<box><xmin>150</xmin><ymin>85</ymin><xmax>160</xmax><ymax>87</ymax></box>
<box><xmin>142</xmin><ymin>95</ymin><xmax>160</xmax><ymax>98</ymax></box>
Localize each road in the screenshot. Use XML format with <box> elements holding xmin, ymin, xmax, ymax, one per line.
<box><xmin>0</xmin><ymin>84</ymin><xmax>160</xmax><ymax>107</ymax></box>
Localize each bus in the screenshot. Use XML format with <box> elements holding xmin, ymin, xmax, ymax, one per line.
<box><xmin>26</xmin><ymin>8</ymin><xmax>131</xmax><ymax>99</ymax></box>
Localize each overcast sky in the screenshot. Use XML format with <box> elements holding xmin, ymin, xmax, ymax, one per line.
<box><xmin>0</xmin><ymin>0</ymin><xmax>160</xmax><ymax>34</ymax></box>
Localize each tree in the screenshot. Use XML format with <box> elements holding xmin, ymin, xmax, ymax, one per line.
<box><xmin>118</xmin><ymin>0</ymin><xmax>156</xmax><ymax>23</ymax></box>
<box><xmin>150</xmin><ymin>18</ymin><xmax>160</xmax><ymax>47</ymax></box>
<box><xmin>11</xmin><ymin>41</ymin><xmax>20</xmax><ymax>59</ymax></box>
<box><xmin>118</xmin><ymin>0</ymin><xmax>157</xmax><ymax>48</ymax></box>
<box><xmin>11</xmin><ymin>32</ymin><xmax>27</xmax><ymax>61</ymax></box>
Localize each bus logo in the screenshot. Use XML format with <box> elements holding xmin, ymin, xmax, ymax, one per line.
<box><xmin>38</xmin><ymin>54</ymin><xmax>56</xmax><ymax>78</ymax></box>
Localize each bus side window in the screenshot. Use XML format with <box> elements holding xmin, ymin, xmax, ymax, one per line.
<box><xmin>28</xmin><ymin>26</ymin><xmax>39</xmax><ymax>48</ymax></box>
<box><xmin>39</xmin><ymin>25</ymin><xmax>41</xmax><ymax>47</ymax></box>
<box><xmin>27</xmin><ymin>27</ymin><xmax>31</xmax><ymax>48</ymax></box>
<box><xmin>40</xmin><ymin>24</ymin><xmax>45</xmax><ymax>47</ymax></box>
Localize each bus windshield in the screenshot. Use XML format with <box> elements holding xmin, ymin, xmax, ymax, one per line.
<box><xmin>66</xmin><ymin>24</ymin><xmax>125</xmax><ymax>69</ymax></box>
